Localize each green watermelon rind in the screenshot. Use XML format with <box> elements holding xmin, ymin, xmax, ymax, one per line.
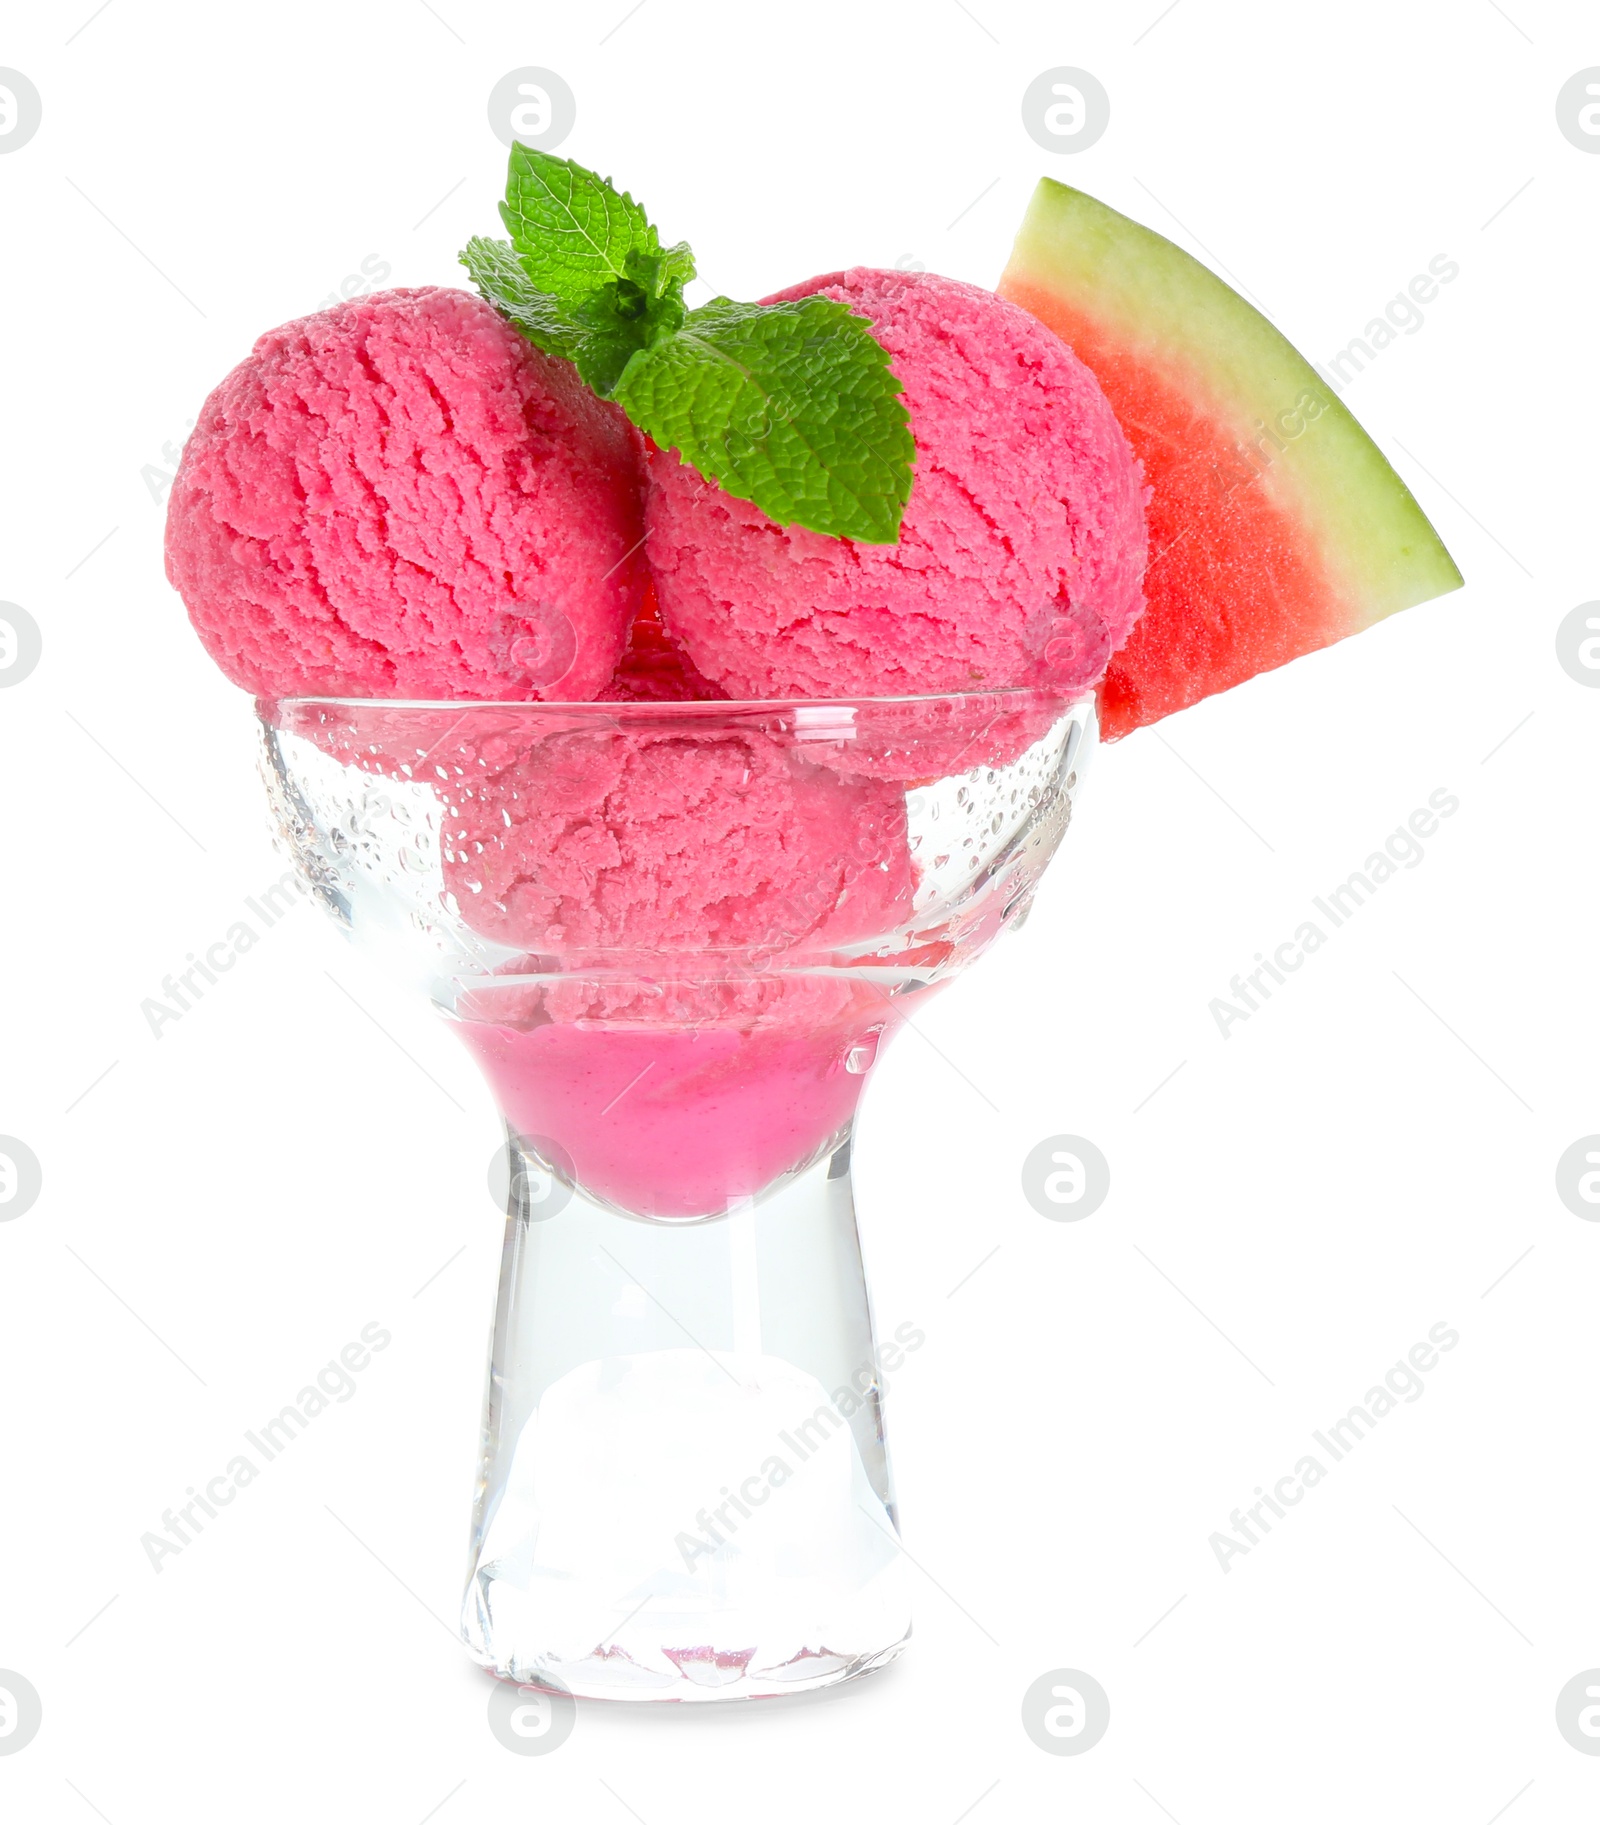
<box><xmin>1003</xmin><ymin>179</ymin><xmax>1464</xmax><ymax>625</ymax></box>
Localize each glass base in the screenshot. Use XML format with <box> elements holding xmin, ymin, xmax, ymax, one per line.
<box><xmin>461</xmin><ymin>1134</ymin><xmax>912</xmax><ymax>1702</ymax></box>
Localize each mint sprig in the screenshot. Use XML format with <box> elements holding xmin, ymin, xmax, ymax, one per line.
<box><xmin>461</xmin><ymin>150</ymin><xmax>913</xmax><ymax>544</ymax></box>
<box><xmin>614</xmin><ymin>296</ymin><xmax>912</xmax><ymax>545</ymax></box>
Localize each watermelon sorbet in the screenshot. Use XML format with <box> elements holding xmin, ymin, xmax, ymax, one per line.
<box><xmin>166</xmin><ymin>288</ymin><xmax>646</xmax><ymax>701</ymax></box>
<box><xmin>645</xmin><ymin>268</ymin><xmax>1149</xmax><ymax>701</ymax></box>
<box><xmin>180</xmin><ymin>267</ymin><xmax>1152</xmax><ymax>1216</ymax></box>
<box><xmin>427</xmin><ymin>717</ymin><xmax>917</xmax><ymax>1218</ymax></box>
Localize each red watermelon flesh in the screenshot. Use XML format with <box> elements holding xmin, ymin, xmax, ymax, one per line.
<box><xmin>999</xmin><ymin>182</ymin><xmax>1463</xmax><ymax>740</ymax></box>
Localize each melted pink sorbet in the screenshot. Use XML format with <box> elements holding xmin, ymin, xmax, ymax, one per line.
<box><xmin>455</xmin><ymin>982</ymin><xmax>900</xmax><ymax>1220</ymax></box>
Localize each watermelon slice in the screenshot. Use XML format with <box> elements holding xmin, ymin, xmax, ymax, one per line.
<box><xmin>999</xmin><ymin>180</ymin><xmax>1463</xmax><ymax>740</ymax></box>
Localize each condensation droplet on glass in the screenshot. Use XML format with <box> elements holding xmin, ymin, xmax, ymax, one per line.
<box><xmin>844</xmin><ymin>1025</ymin><xmax>884</xmax><ymax>1074</ymax></box>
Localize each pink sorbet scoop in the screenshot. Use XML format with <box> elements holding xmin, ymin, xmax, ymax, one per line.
<box><xmin>643</xmin><ymin>267</ymin><xmax>1149</xmax><ymax>702</ymax></box>
<box><xmin>165</xmin><ymin>287</ymin><xmax>646</xmax><ymax>702</ymax></box>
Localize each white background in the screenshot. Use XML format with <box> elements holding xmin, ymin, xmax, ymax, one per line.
<box><xmin>1</xmin><ymin>0</ymin><xmax>1595</xmax><ymax>1818</ymax></box>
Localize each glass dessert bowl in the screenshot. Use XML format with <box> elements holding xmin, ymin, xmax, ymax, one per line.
<box><xmin>259</xmin><ymin>687</ymin><xmax>1093</xmax><ymax>1701</ymax></box>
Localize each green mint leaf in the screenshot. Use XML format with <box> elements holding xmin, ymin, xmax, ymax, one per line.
<box><xmin>498</xmin><ymin>149</ymin><xmax>669</xmax><ymax>306</ymax></box>
<box><xmin>649</xmin><ymin>241</ymin><xmax>696</xmax><ymax>297</ymax></box>
<box><xmin>568</xmin><ymin>247</ymin><xmax>693</xmax><ymax>392</ymax></box>
<box><xmin>467</xmin><ymin>154</ymin><xmax>913</xmax><ymax>541</ymax></box>
<box><xmin>570</xmin><ymin>281</ymin><xmax>655</xmax><ymax>396</ymax></box>
<box><xmin>621</xmin><ymin>244</ymin><xmax>694</xmax><ymax>311</ymax></box>
<box><xmin>458</xmin><ymin>236</ymin><xmax>584</xmax><ymax>359</ymax></box>
<box><xmin>612</xmin><ymin>295</ymin><xmax>914</xmax><ymax>543</ymax></box>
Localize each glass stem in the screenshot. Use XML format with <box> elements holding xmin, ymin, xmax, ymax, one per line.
<box><xmin>462</xmin><ymin>1130</ymin><xmax>911</xmax><ymax>1700</ymax></box>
